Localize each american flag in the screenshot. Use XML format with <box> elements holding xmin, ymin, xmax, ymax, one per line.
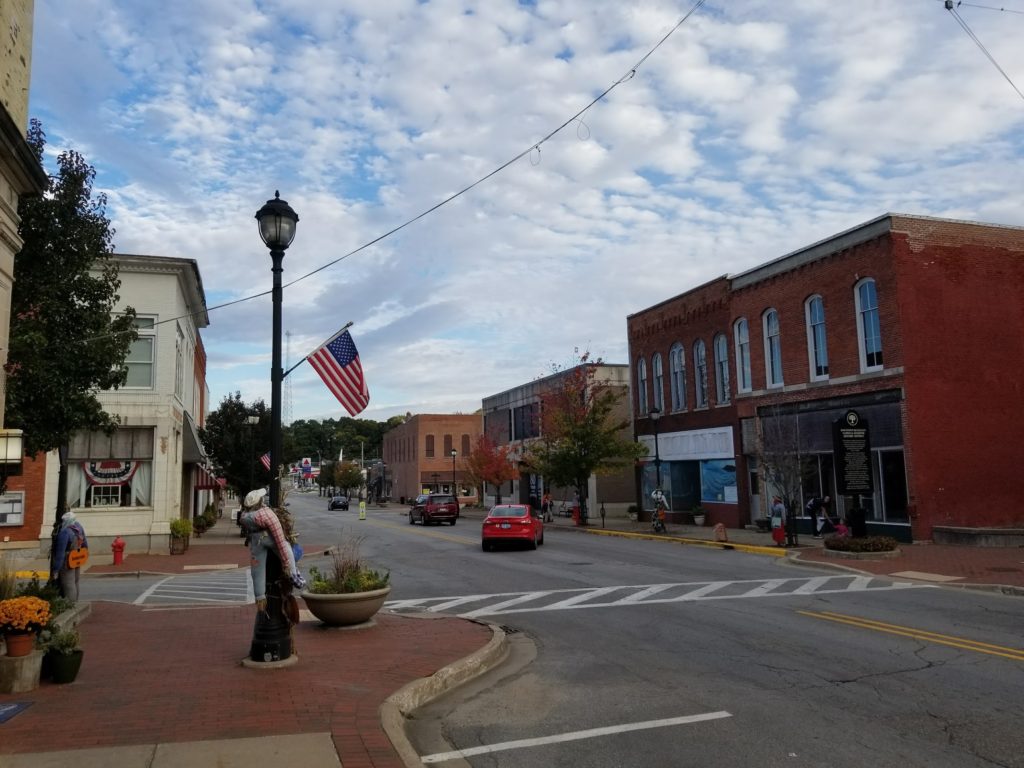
<box><xmin>308</xmin><ymin>328</ymin><xmax>370</xmax><ymax>416</ymax></box>
<box><xmin>259</xmin><ymin>452</ymin><xmax>271</xmax><ymax>471</ymax></box>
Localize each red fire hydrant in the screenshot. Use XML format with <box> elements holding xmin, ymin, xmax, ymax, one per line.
<box><xmin>111</xmin><ymin>536</ymin><xmax>126</xmax><ymax>566</ymax></box>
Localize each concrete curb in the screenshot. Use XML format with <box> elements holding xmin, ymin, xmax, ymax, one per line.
<box><xmin>575</xmin><ymin>526</ymin><xmax>790</xmax><ymax>558</ymax></box>
<box><xmin>381</xmin><ymin>621</ymin><xmax>508</xmax><ymax>768</ymax></box>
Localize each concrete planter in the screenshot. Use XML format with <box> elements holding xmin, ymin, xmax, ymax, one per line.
<box><xmin>301</xmin><ymin>586</ymin><xmax>391</xmax><ymax>627</ymax></box>
<box><xmin>821</xmin><ymin>547</ymin><xmax>902</xmax><ymax>560</ymax></box>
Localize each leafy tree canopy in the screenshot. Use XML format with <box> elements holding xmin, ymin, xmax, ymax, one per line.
<box><xmin>5</xmin><ymin>119</ymin><xmax>138</xmax><ymax>456</ymax></box>
<box><xmin>199</xmin><ymin>392</ymin><xmax>271</xmax><ymax>495</ymax></box>
<box><xmin>524</xmin><ymin>355</ymin><xmax>645</xmax><ymax>508</ymax></box>
<box><xmin>465</xmin><ymin>434</ymin><xmax>519</xmax><ymax>504</ymax></box>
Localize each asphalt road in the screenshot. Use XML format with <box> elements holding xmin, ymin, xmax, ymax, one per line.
<box><xmin>85</xmin><ymin>492</ymin><xmax>1024</xmax><ymax>767</ymax></box>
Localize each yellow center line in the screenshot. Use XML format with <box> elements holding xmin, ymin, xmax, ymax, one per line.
<box><xmin>798</xmin><ymin>610</ymin><xmax>1024</xmax><ymax>662</ymax></box>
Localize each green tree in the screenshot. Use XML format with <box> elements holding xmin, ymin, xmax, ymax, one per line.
<box><xmin>5</xmin><ymin>120</ymin><xmax>138</xmax><ymax>510</ymax></box>
<box><xmin>524</xmin><ymin>356</ymin><xmax>645</xmax><ymax>519</ymax></box>
<box><xmin>199</xmin><ymin>392</ymin><xmax>270</xmax><ymax>495</ymax></box>
<box><xmin>334</xmin><ymin>461</ymin><xmax>364</xmax><ymax>494</ymax></box>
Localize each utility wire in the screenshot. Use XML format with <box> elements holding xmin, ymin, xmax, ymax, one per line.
<box><xmin>92</xmin><ymin>0</ymin><xmax>708</xmax><ymax>342</ymax></box>
<box><xmin>945</xmin><ymin>2</ymin><xmax>1024</xmax><ymax>101</ymax></box>
<box><xmin>951</xmin><ymin>1</ymin><xmax>1024</xmax><ymax>14</ymax></box>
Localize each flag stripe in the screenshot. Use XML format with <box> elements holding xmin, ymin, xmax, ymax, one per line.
<box><xmin>259</xmin><ymin>452</ymin><xmax>271</xmax><ymax>471</ymax></box>
<box><xmin>307</xmin><ymin>329</ymin><xmax>370</xmax><ymax>416</ymax></box>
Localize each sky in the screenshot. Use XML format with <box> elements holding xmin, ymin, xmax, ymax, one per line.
<box><xmin>28</xmin><ymin>0</ymin><xmax>1024</xmax><ymax>424</ymax></box>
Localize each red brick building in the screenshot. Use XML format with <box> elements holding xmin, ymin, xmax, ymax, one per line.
<box><xmin>627</xmin><ymin>214</ymin><xmax>1024</xmax><ymax>542</ymax></box>
<box><xmin>382</xmin><ymin>414</ymin><xmax>481</xmax><ymax>505</ymax></box>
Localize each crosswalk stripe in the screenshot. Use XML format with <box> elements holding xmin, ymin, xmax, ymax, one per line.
<box><xmin>386</xmin><ymin>575</ymin><xmax>936</xmax><ymax>619</ymax></box>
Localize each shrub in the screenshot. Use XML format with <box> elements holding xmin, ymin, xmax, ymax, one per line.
<box><xmin>16</xmin><ymin>575</ymin><xmax>74</xmax><ymax>614</ymax></box>
<box><xmin>169</xmin><ymin>518</ymin><xmax>192</xmax><ymax>538</ymax></box>
<box><xmin>823</xmin><ymin>535</ymin><xmax>899</xmax><ymax>553</ymax></box>
<box><xmin>0</xmin><ymin>554</ymin><xmax>15</xmax><ymax>601</ymax></box>
<box><xmin>41</xmin><ymin>627</ymin><xmax>80</xmax><ymax>655</ymax></box>
<box><xmin>307</xmin><ymin>537</ymin><xmax>389</xmax><ymax>594</ymax></box>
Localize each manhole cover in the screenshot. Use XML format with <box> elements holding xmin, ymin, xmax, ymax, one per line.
<box><xmin>987</xmin><ymin>567</ymin><xmax>1021</xmax><ymax>573</ymax></box>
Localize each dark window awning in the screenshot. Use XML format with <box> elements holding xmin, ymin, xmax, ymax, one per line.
<box><xmin>194</xmin><ymin>465</ymin><xmax>221</xmax><ymax>490</ymax></box>
<box><xmin>183</xmin><ymin>412</ymin><xmax>207</xmax><ymax>464</ymax></box>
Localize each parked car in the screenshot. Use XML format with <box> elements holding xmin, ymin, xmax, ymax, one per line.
<box><xmin>481</xmin><ymin>504</ymin><xmax>544</xmax><ymax>551</ymax></box>
<box><xmin>328</xmin><ymin>495</ymin><xmax>350</xmax><ymax>511</ymax></box>
<box><xmin>408</xmin><ymin>493</ymin><xmax>459</xmax><ymax>525</ymax></box>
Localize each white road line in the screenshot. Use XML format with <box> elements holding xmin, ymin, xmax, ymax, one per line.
<box><xmin>427</xmin><ymin>595</ymin><xmax>504</xmax><ymax>613</ymax></box>
<box><xmin>739</xmin><ymin>579</ymin><xmax>790</xmax><ymax>597</ymax></box>
<box><xmin>676</xmin><ymin>581</ymin><xmax>732</xmax><ymax>601</ymax></box>
<box><xmin>133</xmin><ymin>576</ymin><xmax>173</xmax><ymax>605</ymax></box>
<box><xmin>420</xmin><ymin>711</ymin><xmax>733</xmax><ymax>764</ymax></box>
<box><xmin>618</xmin><ymin>584</ymin><xmax>674</xmax><ymax>603</ymax></box>
<box><xmin>846</xmin><ymin>576</ymin><xmax>874</xmax><ymax>591</ymax></box>
<box><xmin>544</xmin><ymin>586</ymin><xmax>621</xmax><ymax>610</ymax></box>
<box><xmin>793</xmin><ymin>576</ymin><xmax>832</xmax><ymax>594</ymax></box>
<box><xmin>461</xmin><ymin>591</ymin><xmax>549</xmax><ymax>619</ymax></box>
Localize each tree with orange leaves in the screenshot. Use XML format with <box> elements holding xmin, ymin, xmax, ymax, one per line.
<box><xmin>464</xmin><ymin>434</ymin><xmax>519</xmax><ymax>505</ymax></box>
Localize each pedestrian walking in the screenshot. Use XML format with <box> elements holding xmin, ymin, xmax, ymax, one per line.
<box><xmin>770</xmin><ymin>495</ymin><xmax>786</xmax><ymax>546</ymax></box>
<box><xmin>805</xmin><ymin>495</ymin><xmax>831</xmax><ymax>538</ymax></box>
<box><xmin>51</xmin><ymin>511</ymin><xmax>88</xmax><ymax>602</ymax></box>
<box><xmin>541</xmin><ymin>492</ymin><xmax>552</xmax><ymax>523</ymax></box>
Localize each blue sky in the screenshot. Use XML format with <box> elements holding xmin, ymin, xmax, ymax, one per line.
<box><xmin>29</xmin><ymin>0</ymin><xmax>1024</xmax><ymax>423</ymax></box>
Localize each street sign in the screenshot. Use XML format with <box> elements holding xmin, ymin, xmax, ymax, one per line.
<box><xmin>832</xmin><ymin>409</ymin><xmax>874</xmax><ymax>494</ymax></box>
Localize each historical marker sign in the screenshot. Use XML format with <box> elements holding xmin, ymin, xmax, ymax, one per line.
<box><xmin>832</xmin><ymin>409</ymin><xmax>874</xmax><ymax>494</ymax></box>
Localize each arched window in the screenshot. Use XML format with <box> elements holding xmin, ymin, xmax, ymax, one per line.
<box><xmin>425</xmin><ymin>434</ymin><xmax>435</xmax><ymax>458</ymax></box>
<box><xmin>461</xmin><ymin>434</ymin><xmax>471</xmax><ymax>456</ymax></box>
<box><xmin>652</xmin><ymin>353</ymin><xmax>664</xmax><ymax>413</ymax></box>
<box><xmin>855</xmin><ymin>278</ymin><xmax>883</xmax><ymax>371</ymax></box>
<box><xmin>714</xmin><ymin>333</ymin><xmax>730</xmax><ymax>404</ymax></box>
<box><xmin>693</xmin><ymin>339</ymin><xmax>708</xmax><ymax>408</ymax></box>
<box><xmin>669</xmin><ymin>342</ymin><xmax>687</xmax><ymax>411</ymax></box>
<box><xmin>636</xmin><ymin>357</ymin><xmax>648</xmax><ymax>416</ymax></box>
<box><xmin>443</xmin><ymin>434</ymin><xmax>453</xmax><ymax>455</ymax></box>
<box><xmin>805</xmin><ymin>295</ymin><xmax>829</xmax><ymax>380</ymax></box>
<box><xmin>763</xmin><ymin>309</ymin><xmax>783</xmax><ymax>387</ymax></box>
<box><xmin>733</xmin><ymin>318</ymin><xmax>751</xmax><ymax>393</ymax></box>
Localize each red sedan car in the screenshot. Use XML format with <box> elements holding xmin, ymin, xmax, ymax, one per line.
<box><xmin>481</xmin><ymin>504</ymin><xmax>545</xmax><ymax>551</ymax></box>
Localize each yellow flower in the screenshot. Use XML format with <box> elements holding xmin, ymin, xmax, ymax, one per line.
<box><xmin>0</xmin><ymin>596</ymin><xmax>51</xmax><ymax>634</ymax></box>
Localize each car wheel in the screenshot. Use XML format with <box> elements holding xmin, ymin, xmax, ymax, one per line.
<box><xmin>529</xmin><ymin>533</ymin><xmax>538</xmax><ymax>550</ymax></box>
<box><xmin>482</xmin><ymin>540</ymin><xmax>490</xmax><ymax>552</ymax></box>
<box><xmin>449</xmin><ymin>518</ymin><xmax>457</xmax><ymax>526</ymax></box>
<box><xmin>539</xmin><ymin>531</ymin><xmax>545</xmax><ymax>546</ymax></box>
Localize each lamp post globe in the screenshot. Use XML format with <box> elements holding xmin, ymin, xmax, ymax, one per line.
<box><xmin>248</xmin><ymin>192</ymin><xmax>299</xmax><ymax>666</ymax></box>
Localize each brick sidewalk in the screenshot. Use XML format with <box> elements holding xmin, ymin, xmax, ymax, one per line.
<box><xmin>795</xmin><ymin>542</ymin><xmax>1024</xmax><ymax>588</ymax></box>
<box><xmin>0</xmin><ymin>602</ymin><xmax>492</xmax><ymax>766</ymax></box>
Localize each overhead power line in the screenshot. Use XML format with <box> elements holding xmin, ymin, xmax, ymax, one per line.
<box><xmin>104</xmin><ymin>0</ymin><xmax>709</xmax><ymax>341</ymax></box>
<box><xmin>944</xmin><ymin>0</ymin><xmax>1024</xmax><ymax>101</ymax></box>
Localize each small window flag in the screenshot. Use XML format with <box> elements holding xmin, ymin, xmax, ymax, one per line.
<box><xmin>259</xmin><ymin>452</ymin><xmax>271</xmax><ymax>471</ymax></box>
<box><xmin>308</xmin><ymin>328</ymin><xmax>370</xmax><ymax>416</ymax></box>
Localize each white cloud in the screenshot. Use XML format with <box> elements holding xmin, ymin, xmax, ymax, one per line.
<box><xmin>28</xmin><ymin>0</ymin><xmax>1024</xmax><ymax>423</ymax></box>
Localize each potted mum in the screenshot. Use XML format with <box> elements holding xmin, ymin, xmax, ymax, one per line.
<box><xmin>0</xmin><ymin>596</ymin><xmax>51</xmax><ymax>657</ymax></box>
<box><xmin>302</xmin><ymin>537</ymin><xmax>390</xmax><ymax>627</ymax></box>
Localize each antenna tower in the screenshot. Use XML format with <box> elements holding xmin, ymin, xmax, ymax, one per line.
<box><xmin>283</xmin><ymin>330</ymin><xmax>294</xmax><ymax>427</ymax></box>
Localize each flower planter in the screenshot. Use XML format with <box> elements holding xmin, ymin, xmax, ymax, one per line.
<box><xmin>169</xmin><ymin>535</ymin><xmax>188</xmax><ymax>555</ymax></box>
<box><xmin>301</xmin><ymin>586</ymin><xmax>391</xmax><ymax>627</ymax></box>
<box><xmin>693</xmin><ymin>515</ymin><xmax>706</xmax><ymax>527</ymax></box>
<box><xmin>49</xmin><ymin>650</ymin><xmax>84</xmax><ymax>684</ymax></box>
<box><xmin>3</xmin><ymin>632</ymin><xmax>36</xmax><ymax>657</ymax></box>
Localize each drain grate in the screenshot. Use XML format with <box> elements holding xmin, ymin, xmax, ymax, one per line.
<box><xmin>499</xmin><ymin>624</ymin><xmax>521</xmax><ymax>635</ymax></box>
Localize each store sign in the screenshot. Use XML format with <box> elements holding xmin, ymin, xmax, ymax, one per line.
<box><xmin>832</xmin><ymin>410</ymin><xmax>873</xmax><ymax>494</ymax></box>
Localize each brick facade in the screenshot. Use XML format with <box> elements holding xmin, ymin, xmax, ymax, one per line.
<box><xmin>628</xmin><ymin>214</ymin><xmax>1024</xmax><ymax>541</ymax></box>
<box><xmin>382</xmin><ymin>414</ymin><xmax>481</xmax><ymax>505</ymax></box>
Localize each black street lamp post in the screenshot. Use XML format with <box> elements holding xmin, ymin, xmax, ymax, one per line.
<box><xmin>250</xmin><ymin>191</ymin><xmax>299</xmax><ymax>665</ymax></box>
<box><xmin>450</xmin><ymin>449</ymin><xmax>457</xmax><ymax>498</ymax></box>
<box><xmin>649</xmin><ymin>407</ymin><xmax>662</xmax><ymax>490</ymax></box>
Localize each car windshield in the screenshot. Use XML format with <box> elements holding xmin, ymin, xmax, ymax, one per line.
<box><xmin>490</xmin><ymin>506</ymin><xmax>528</xmax><ymax>518</ymax></box>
